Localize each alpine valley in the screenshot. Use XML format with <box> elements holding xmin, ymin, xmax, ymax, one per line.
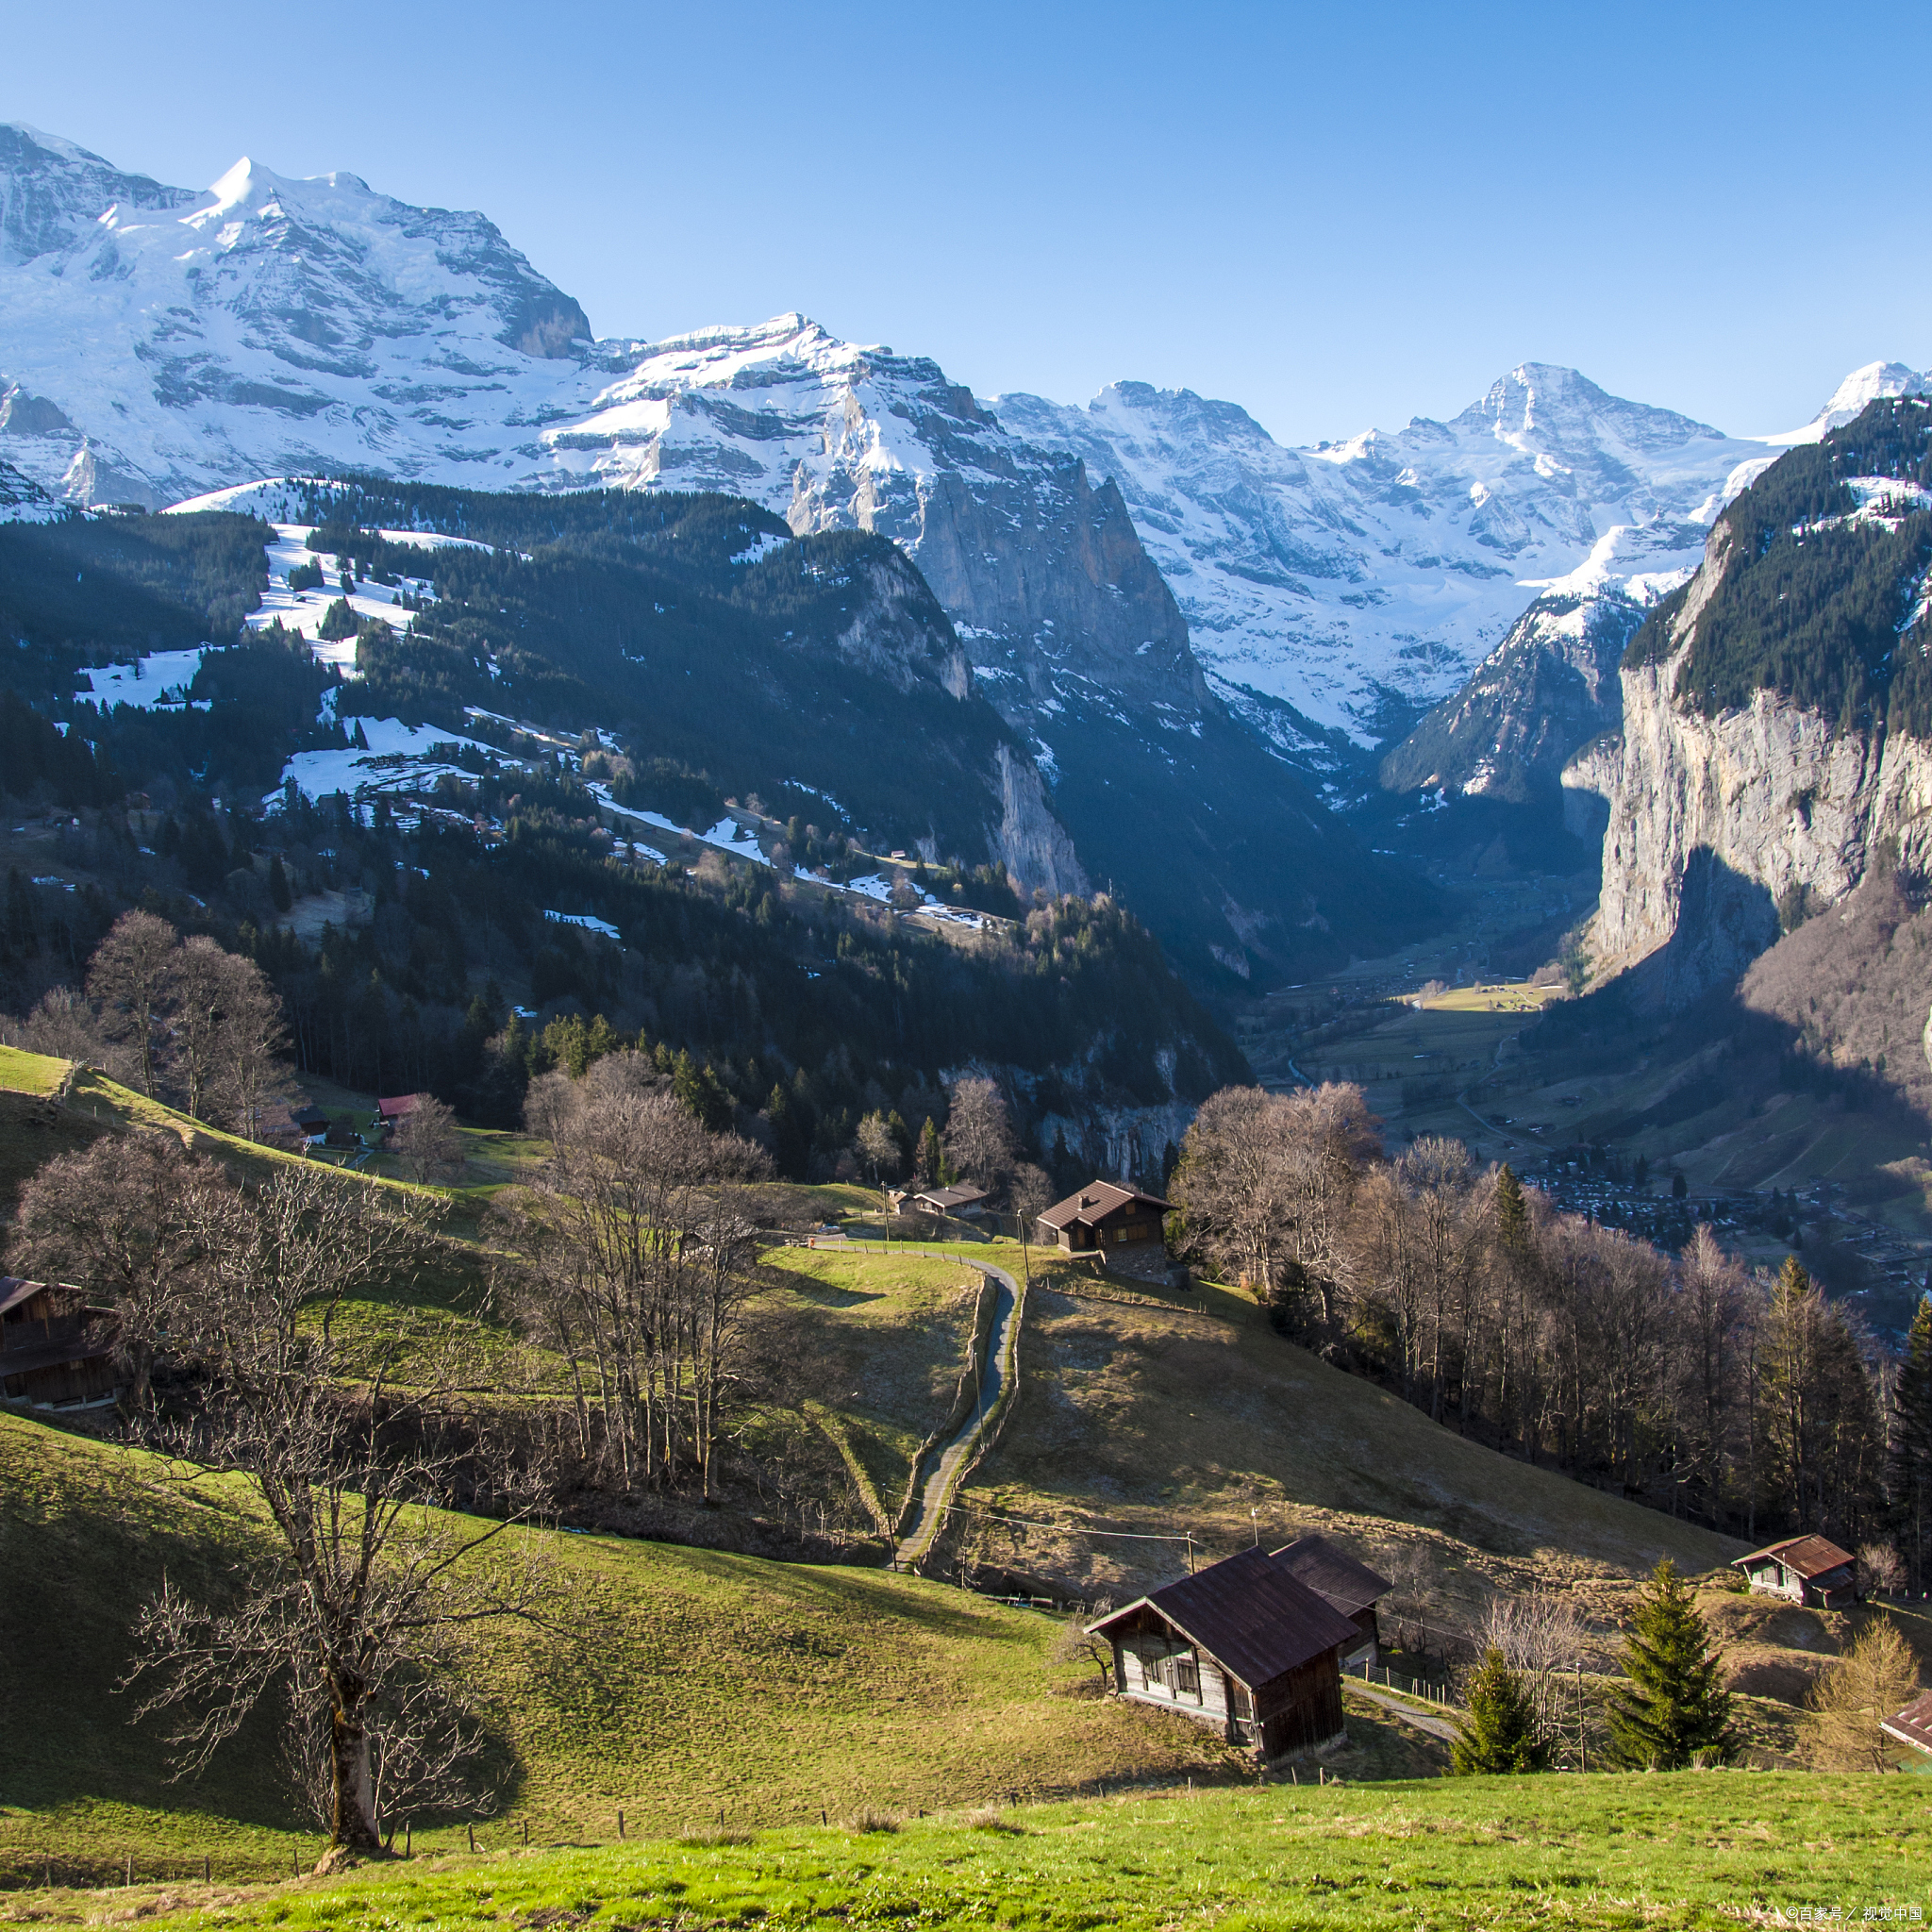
<box><xmin>8</xmin><ymin>122</ymin><xmax>1932</xmax><ymax>1108</ymax></box>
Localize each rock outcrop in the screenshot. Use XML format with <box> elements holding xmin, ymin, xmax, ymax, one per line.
<box><xmin>1569</xmin><ymin>521</ymin><xmax>1932</xmax><ymax>1004</ymax></box>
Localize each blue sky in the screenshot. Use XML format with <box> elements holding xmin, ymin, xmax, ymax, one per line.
<box><xmin>8</xmin><ymin>0</ymin><xmax>1924</xmax><ymax>443</ymax></box>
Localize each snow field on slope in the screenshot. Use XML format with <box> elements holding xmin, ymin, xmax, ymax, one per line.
<box><xmin>77</xmin><ymin>648</ymin><xmax>214</xmax><ymax>709</ymax></box>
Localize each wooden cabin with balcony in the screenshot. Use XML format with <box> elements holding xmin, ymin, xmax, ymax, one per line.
<box><xmin>1085</xmin><ymin>1546</ymin><xmax>1359</xmax><ymax>1758</ymax></box>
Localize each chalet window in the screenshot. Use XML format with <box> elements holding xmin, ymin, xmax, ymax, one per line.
<box><xmin>1173</xmin><ymin>1656</ymin><xmax>1200</xmax><ymax>1699</ymax></box>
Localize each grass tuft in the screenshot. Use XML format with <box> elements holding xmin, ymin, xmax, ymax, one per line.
<box><xmin>841</xmin><ymin>1806</ymin><xmax>902</xmax><ymax>1834</ymax></box>
<box><xmin>961</xmin><ymin>1805</ymin><xmax>1024</xmax><ymax>1833</ymax></box>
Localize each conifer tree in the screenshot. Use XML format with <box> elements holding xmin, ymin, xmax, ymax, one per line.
<box><xmin>1451</xmin><ymin>1648</ymin><xmax>1552</xmax><ymax>1774</ymax></box>
<box><xmin>267</xmin><ymin>852</ymin><xmax>292</xmax><ymax>913</ymax></box>
<box><xmin>915</xmin><ymin>1115</ymin><xmax>942</xmax><ymax>1187</ymax></box>
<box><xmin>1892</xmin><ymin>1292</ymin><xmax>1932</xmax><ymax>1591</ymax></box>
<box><xmin>1494</xmin><ymin>1163</ymin><xmax>1528</xmax><ymax>1252</ymax></box>
<box><xmin>1605</xmin><ymin>1559</ymin><xmax>1732</xmax><ymax>1768</ymax></box>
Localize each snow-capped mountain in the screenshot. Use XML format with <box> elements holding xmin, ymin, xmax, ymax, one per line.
<box><xmin>992</xmin><ymin>368</ymin><xmax>1787</xmax><ymax>747</ymax></box>
<box><xmin>0</xmin><ymin>127</ymin><xmax>1425</xmax><ymax>982</ymax></box>
<box><xmin>0</xmin><ymin>126</ymin><xmax>589</xmax><ymax>508</ymax></box>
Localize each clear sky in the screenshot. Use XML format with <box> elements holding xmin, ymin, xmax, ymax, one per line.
<box><xmin>8</xmin><ymin>0</ymin><xmax>1924</xmax><ymax>445</ymax></box>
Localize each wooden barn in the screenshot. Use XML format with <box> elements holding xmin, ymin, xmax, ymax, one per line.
<box><xmin>1036</xmin><ymin>1181</ymin><xmax>1172</xmax><ymax>1255</ymax></box>
<box><xmin>1086</xmin><ymin>1546</ymin><xmax>1359</xmax><ymax>1758</ymax></box>
<box><xmin>1271</xmin><ymin>1534</ymin><xmax>1392</xmax><ymax>1670</ymax></box>
<box><xmin>1734</xmin><ymin>1534</ymin><xmax>1857</xmax><ymax>1608</ymax></box>
<box><xmin>0</xmin><ymin>1277</ymin><xmax>121</xmax><ymax>1409</ymax></box>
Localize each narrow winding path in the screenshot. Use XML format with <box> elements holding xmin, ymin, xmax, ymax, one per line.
<box><xmin>1349</xmin><ymin>1682</ymin><xmax>1459</xmax><ymax>1741</ymax></box>
<box><xmin>893</xmin><ymin>1263</ymin><xmax>1023</xmax><ymax>1571</ymax></box>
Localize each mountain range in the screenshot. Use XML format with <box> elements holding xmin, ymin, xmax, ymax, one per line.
<box><xmin>5</xmin><ymin>121</ymin><xmax>1928</xmax><ymax>987</ymax></box>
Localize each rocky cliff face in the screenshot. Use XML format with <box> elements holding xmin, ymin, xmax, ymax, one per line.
<box><xmin>1573</xmin><ymin>518</ymin><xmax>1932</xmax><ymax>1006</ymax></box>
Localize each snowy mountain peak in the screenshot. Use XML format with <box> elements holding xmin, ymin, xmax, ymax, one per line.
<box><xmin>1763</xmin><ymin>358</ymin><xmax>1931</xmax><ymax>446</ymax></box>
<box><xmin>0</xmin><ymin>121</ymin><xmax>194</xmax><ymax>266</ymax></box>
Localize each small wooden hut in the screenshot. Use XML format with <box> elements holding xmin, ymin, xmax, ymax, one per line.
<box><xmin>0</xmin><ymin>1277</ymin><xmax>121</xmax><ymax>1408</ymax></box>
<box><xmin>1085</xmin><ymin>1546</ymin><xmax>1359</xmax><ymax>1757</ymax></box>
<box><xmin>1733</xmin><ymin>1535</ymin><xmax>1857</xmax><ymax>1608</ymax></box>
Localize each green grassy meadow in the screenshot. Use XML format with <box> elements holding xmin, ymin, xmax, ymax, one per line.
<box><xmin>3</xmin><ymin>1774</ymin><xmax>1924</xmax><ymax>1931</ymax></box>
<box><xmin>0</xmin><ymin>1410</ymin><xmax>1237</xmax><ymax>1890</ymax></box>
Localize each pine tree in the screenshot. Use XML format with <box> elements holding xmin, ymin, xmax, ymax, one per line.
<box><xmin>1451</xmin><ymin>1649</ymin><xmax>1552</xmax><ymax>1774</ymax></box>
<box><xmin>1605</xmin><ymin>1559</ymin><xmax>1733</xmax><ymax>1768</ymax></box>
<box><xmin>915</xmin><ymin>1115</ymin><xmax>942</xmax><ymax>1187</ymax></box>
<box><xmin>267</xmin><ymin>853</ymin><xmax>292</xmax><ymax>913</ymax></box>
<box><xmin>1892</xmin><ymin>1293</ymin><xmax>1932</xmax><ymax>1591</ymax></box>
<box><xmin>1494</xmin><ymin>1163</ymin><xmax>1528</xmax><ymax>1253</ymax></box>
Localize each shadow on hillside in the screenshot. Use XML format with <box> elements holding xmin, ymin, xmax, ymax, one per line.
<box><xmin>0</xmin><ymin>1430</ymin><xmax>523</xmax><ymax>1831</ymax></box>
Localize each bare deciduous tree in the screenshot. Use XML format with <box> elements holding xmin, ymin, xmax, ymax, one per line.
<box><xmin>1797</xmin><ymin>1617</ymin><xmax>1920</xmax><ymax>1771</ymax></box>
<box><xmin>87</xmin><ymin>908</ymin><xmax>179</xmax><ymax>1098</ymax></box>
<box><xmin>392</xmin><ymin>1094</ymin><xmax>465</xmax><ymax>1183</ymax></box>
<box><xmin>506</xmin><ymin>1052</ymin><xmax>772</xmax><ymax>1497</ymax></box>
<box><xmin>1474</xmin><ymin>1589</ymin><xmax>1594</xmax><ymax>1749</ymax></box>
<box><xmin>856</xmin><ymin>1110</ymin><xmax>902</xmax><ymax>1185</ymax></box>
<box><xmin>124</xmin><ymin>1166</ymin><xmax>557</xmax><ymax>1864</ymax></box>
<box><xmin>7</xmin><ymin>1132</ymin><xmax>227</xmax><ymax>1412</ymax></box>
<box><xmin>942</xmin><ymin>1075</ymin><xmax>1015</xmax><ymax>1189</ymax></box>
<box><xmin>1</xmin><ymin>983</ymin><xmax>131</xmax><ymax>1079</ymax></box>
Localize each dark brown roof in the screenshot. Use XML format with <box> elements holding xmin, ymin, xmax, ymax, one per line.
<box><xmin>912</xmin><ymin>1184</ymin><xmax>990</xmax><ymax>1211</ymax></box>
<box><xmin>0</xmin><ymin>1278</ymin><xmax>47</xmax><ymax>1320</ymax></box>
<box><xmin>1039</xmin><ymin>1180</ymin><xmax>1174</xmax><ymax>1231</ymax></box>
<box><xmin>1086</xmin><ymin>1545</ymin><xmax>1358</xmax><ymax>1689</ymax></box>
<box><xmin>1735</xmin><ymin>1534</ymin><xmax>1856</xmax><ymax>1580</ymax></box>
<box><xmin>1271</xmin><ymin>1534</ymin><xmax>1392</xmax><ymax>1618</ymax></box>
<box><xmin>1882</xmin><ymin>1690</ymin><xmax>1932</xmax><ymax>1755</ymax></box>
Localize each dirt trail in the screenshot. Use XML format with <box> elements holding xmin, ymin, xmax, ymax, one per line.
<box><xmin>893</xmin><ymin>1264</ymin><xmax>1022</xmax><ymax>1571</ymax></box>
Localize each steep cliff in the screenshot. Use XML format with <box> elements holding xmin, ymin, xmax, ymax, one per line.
<box><xmin>1573</xmin><ymin>397</ymin><xmax>1932</xmax><ymax>1004</ymax></box>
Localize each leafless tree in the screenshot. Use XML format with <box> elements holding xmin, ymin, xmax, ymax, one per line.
<box><xmin>505</xmin><ymin>1052</ymin><xmax>772</xmax><ymax>1496</ymax></box>
<box><xmin>1797</xmin><ymin>1617</ymin><xmax>1920</xmax><ymax>1771</ymax></box>
<box><xmin>1</xmin><ymin>983</ymin><xmax>131</xmax><ymax>1078</ymax></box>
<box><xmin>123</xmin><ymin>1165</ymin><xmax>557</xmax><ymax>1864</ymax></box>
<box><xmin>215</xmin><ymin>956</ymin><xmax>291</xmax><ymax>1140</ymax></box>
<box><xmin>8</xmin><ymin>1132</ymin><xmax>226</xmax><ymax>1412</ymax></box>
<box><xmin>87</xmin><ymin>908</ymin><xmax>178</xmax><ymax>1097</ymax></box>
<box><xmin>1474</xmin><ymin>1589</ymin><xmax>1594</xmax><ymax>1746</ymax></box>
<box><xmin>1171</xmin><ymin>1082</ymin><xmax>1375</xmax><ymax>1330</ymax></box>
<box><xmin>943</xmin><ymin>1075</ymin><xmax>1015</xmax><ymax>1189</ymax></box>
<box><xmin>856</xmin><ymin>1110</ymin><xmax>902</xmax><ymax>1184</ymax></box>
<box><xmin>392</xmin><ymin>1094</ymin><xmax>465</xmax><ymax>1183</ymax></box>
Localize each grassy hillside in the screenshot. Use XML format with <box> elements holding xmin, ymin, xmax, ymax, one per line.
<box><xmin>13</xmin><ymin>1774</ymin><xmax>1928</xmax><ymax>1932</ymax></box>
<box><xmin>0</xmin><ymin>1410</ymin><xmax>1240</xmax><ymax>1884</ymax></box>
<box><xmin>953</xmin><ymin>1275</ymin><xmax>1740</xmax><ymax>1611</ymax></box>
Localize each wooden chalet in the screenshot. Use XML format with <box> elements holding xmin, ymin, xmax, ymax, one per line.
<box><xmin>1036</xmin><ymin>1181</ymin><xmax>1171</xmax><ymax>1255</ymax></box>
<box><xmin>896</xmin><ymin>1183</ymin><xmax>990</xmax><ymax>1218</ymax></box>
<box><xmin>1881</xmin><ymin>1690</ymin><xmax>1932</xmax><ymax>1758</ymax></box>
<box><xmin>1734</xmin><ymin>1534</ymin><xmax>1857</xmax><ymax>1608</ymax></box>
<box><xmin>0</xmin><ymin>1277</ymin><xmax>121</xmax><ymax>1409</ymax></box>
<box><xmin>1271</xmin><ymin>1534</ymin><xmax>1392</xmax><ymax>1669</ymax></box>
<box><xmin>1086</xmin><ymin>1546</ymin><xmax>1359</xmax><ymax>1758</ymax></box>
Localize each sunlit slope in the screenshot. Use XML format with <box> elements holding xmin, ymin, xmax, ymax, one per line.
<box><xmin>957</xmin><ymin>1281</ymin><xmax>1741</xmax><ymax>1603</ymax></box>
<box><xmin>0</xmin><ymin>1411</ymin><xmax>1230</xmax><ymax>1877</ymax></box>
